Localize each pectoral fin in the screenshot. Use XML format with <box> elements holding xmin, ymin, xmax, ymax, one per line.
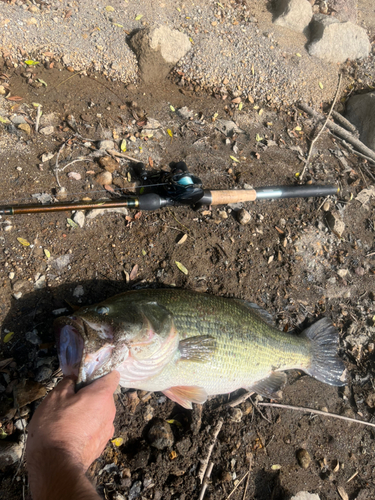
<box><xmin>162</xmin><ymin>386</ymin><xmax>208</xmax><ymax>409</ymax></box>
<box><xmin>179</xmin><ymin>335</ymin><xmax>217</xmax><ymax>362</ymax></box>
<box><xmin>246</xmin><ymin>372</ymin><xmax>287</xmax><ymax>400</ymax></box>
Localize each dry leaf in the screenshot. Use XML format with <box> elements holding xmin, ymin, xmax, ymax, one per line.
<box><xmin>177</xmin><ymin>234</ymin><xmax>188</xmax><ymax>245</ymax></box>
<box><xmin>175</xmin><ymin>261</ymin><xmax>188</xmax><ymax>275</ymax></box>
<box><xmin>111</xmin><ymin>437</ymin><xmax>124</xmax><ymax>447</ymax></box>
<box><xmin>3</xmin><ymin>332</ymin><xmax>14</xmax><ymax>343</ymax></box>
<box><xmin>337</xmin><ymin>486</ymin><xmax>349</xmax><ymax>500</ymax></box>
<box><xmin>7</xmin><ymin>96</ymin><xmax>23</xmax><ymax>101</ymax></box>
<box><xmin>167</xmin><ymin>129</ymin><xmax>173</xmax><ymax>138</ymax></box>
<box><xmin>129</xmin><ymin>264</ymin><xmax>139</xmax><ymax>281</ymax></box>
<box><xmin>44</xmin><ymin>249</ymin><xmax>51</xmax><ymax>259</ymax></box>
<box><xmin>17</xmin><ymin>237</ymin><xmax>30</xmax><ymax>246</ymax></box>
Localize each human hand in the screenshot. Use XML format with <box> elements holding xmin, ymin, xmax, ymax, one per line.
<box><xmin>26</xmin><ymin>370</ymin><xmax>120</xmax><ymax>472</ymax></box>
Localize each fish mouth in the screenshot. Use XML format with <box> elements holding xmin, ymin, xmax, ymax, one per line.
<box><xmin>55</xmin><ymin>317</ymin><xmax>85</xmax><ymax>379</ymax></box>
<box><xmin>55</xmin><ymin>316</ymin><xmax>115</xmax><ymax>384</ymax></box>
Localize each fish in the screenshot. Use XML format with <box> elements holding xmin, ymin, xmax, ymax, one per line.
<box><xmin>54</xmin><ymin>289</ymin><xmax>345</xmax><ymax>409</ymax></box>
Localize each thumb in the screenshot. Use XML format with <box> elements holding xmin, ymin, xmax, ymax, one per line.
<box><xmin>81</xmin><ymin>371</ymin><xmax>120</xmax><ymax>396</ymax></box>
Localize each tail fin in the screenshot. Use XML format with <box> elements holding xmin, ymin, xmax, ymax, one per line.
<box><xmin>303</xmin><ymin>318</ymin><xmax>345</xmax><ymax>386</ymax></box>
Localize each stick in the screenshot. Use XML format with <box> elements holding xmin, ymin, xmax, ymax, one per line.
<box><xmin>299</xmin><ymin>102</ymin><xmax>375</xmax><ymax>164</ymax></box>
<box><xmin>242</xmin><ymin>454</ymin><xmax>252</xmax><ymax>500</ymax></box>
<box><xmin>35</xmin><ymin>104</ymin><xmax>42</xmax><ymax>133</ymax></box>
<box><xmin>299</xmin><ymin>74</ymin><xmax>342</xmax><ymax>181</ymax></box>
<box><xmin>198</xmin><ymin>461</ymin><xmax>214</xmax><ymax>500</ymax></box>
<box><xmin>258</xmin><ymin>402</ymin><xmax>375</xmax><ymax>429</ymax></box>
<box><xmin>331</xmin><ymin>110</ymin><xmax>358</xmax><ymax>134</ymax></box>
<box><xmin>225</xmin><ymin>391</ymin><xmax>254</xmax><ymax>408</ymax></box>
<box><xmin>198</xmin><ymin>418</ymin><xmax>223</xmax><ymax>484</ymax></box>
<box><xmin>225</xmin><ymin>472</ymin><xmax>250</xmax><ymax>500</ymax></box>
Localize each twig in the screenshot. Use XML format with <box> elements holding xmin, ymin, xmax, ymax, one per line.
<box><xmin>225</xmin><ymin>391</ymin><xmax>254</xmax><ymax>408</ymax></box>
<box><xmin>299</xmin><ymin>74</ymin><xmax>342</xmax><ymax>181</ymax></box>
<box><xmin>299</xmin><ymin>102</ymin><xmax>375</xmax><ymax>164</ymax></box>
<box><xmin>198</xmin><ymin>418</ymin><xmax>223</xmax><ymax>484</ymax></box>
<box><xmin>35</xmin><ymin>104</ymin><xmax>42</xmax><ymax>133</ymax></box>
<box><xmin>225</xmin><ymin>471</ymin><xmax>249</xmax><ymax>500</ymax></box>
<box><xmin>331</xmin><ymin>110</ymin><xmax>358</xmax><ymax>134</ymax></box>
<box><xmin>346</xmin><ymin>470</ymin><xmax>358</xmax><ymax>483</ymax></box>
<box><xmin>258</xmin><ymin>402</ymin><xmax>375</xmax><ymax>429</ymax></box>
<box><xmin>56</xmin><ymin>157</ymin><xmax>94</xmax><ymax>173</ymax></box>
<box><xmin>198</xmin><ymin>461</ymin><xmax>214</xmax><ymax>500</ymax></box>
<box><xmin>242</xmin><ymin>454</ymin><xmax>252</xmax><ymax>500</ymax></box>
<box><xmin>107</xmin><ymin>149</ymin><xmax>141</xmax><ymax>163</ymax></box>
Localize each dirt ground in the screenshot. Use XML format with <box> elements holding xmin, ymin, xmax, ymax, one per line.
<box><xmin>0</xmin><ymin>49</ymin><xmax>375</xmax><ymax>500</ymax></box>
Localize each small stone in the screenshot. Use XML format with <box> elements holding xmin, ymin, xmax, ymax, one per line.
<box><xmin>322</xmin><ymin>201</ymin><xmax>330</xmax><ymax>211</ymax></box>
<box><xmin>143</xmin><ymin>405</ymin><xmax>154</xmax><ymax>422</ymax></box>
<box><xmin>13</xmin><ymin>292</ymin><xmax>22</xmax><ymax>300</ymax></box>
<box><xmin>29</xmin><ymin>5</ymin><xmax>39</xmax><ymax>12</ymax></box>
<box><xmin>35</xmin><ymin>366</ymin><xmax>53</xmax><ymax>383</ymax></box>
<box><xmin>73</xmin><ymin>285</ymin><xmax>84</xmax><ymax>297</ymax></box>
<box><xmin>40</xmin><ymin>126</ymin><xmax>54</xmax><ymax>136</ymax></box>
<box><xmin>72</xmin><ymin>210</ymin><xmax>85</xmax><ymax>228</ymax></box>
<box><xmin>0</xmin><ymin>85</ymin><xmax>6</xmax><ymax>95</ymax></box>
<box><xmin>147</xmin><ymin>418</ymin><xmax>174</xmax><ymax>450</ymax></box>
<box><xmin>290</xmin><ymin>493</ymin><xmax>321</xmax><ymax>500</ymax></box>
<box><xmin>8</xmin><ymin>272</ymin><xmax>15</xmax><ymax>280</ymax></box>
<box><xmin>219</xmin><ymin>210</ymin><xmax>228</xmax><ymax>219</ymax></box>
<box><xmin>97</xmin><ymin>140</ymin><xmax>115</xmax><ymax>151</ymax></box>
<box><xmin>11</xmin><ymin>116</ymin><xmax>26</xmax><ymax>125</ymax></box>
<box><xmin>56</xmin><ymin>187</ymin><xmax>68</xmax><ymax>200</ymax></box>
<box><xmin>326</xmin><ymin>211</ymin><xmax>345</xmax><ymax>237</ymax></box>
<box><xmin>177</xmin><ymin>106</ymin><xmax>194</xmax><ymax>120</ymax></box>
<box><xmin>128</xmin><ymin>480</ymin><xmax>142</xmax><ymax>500</ymax></box>
<box><xmin>355</xmin><ymin>266</ymin><xmax>365</xmax><ymax>276</ymax></box>
<box><xmin>273</xmin><ymin>0</ymin><xmax>313</xmax><ymax>33</ymax></box>
<box><xmin>229</xmin><ymin>407</ymin><xmax>243</xmax><ymax>423</ymax></box>
<box><xmin>26</xmin><ymin>329</ymin><xmax>41</xmax><ymax>345</ymax></box>
<box><xmin>99</xmin><ymin>156</ymin><xmax>118</xmax><ymax>173</ymax></box>
<box><xmin>96</xmin><ymin>171</ymin><xmax>113</xmax><ymax>186</ymax></box>
<box><xmin>337</xmin><ymin>269</ymin><xmax>349</xmax><ymax>278</ymax></box>
<box><xmin>18</xmin><ymin>123</ymin><xmax>31</xmax><ymax>135</ymax></box>
<box><xmin>26</xmin><ymin>17</ymin><xmax>38</xmax><ymax>25</ymax></box>
<box><xmin>296</xmin><ymin>449</ymin><xmax>311</xmax><ymax>469</ymax></box>
<box><xmin>237</xmin><ymin>208</ymin><xmax>251</xmax><ymax>225</ymax></box>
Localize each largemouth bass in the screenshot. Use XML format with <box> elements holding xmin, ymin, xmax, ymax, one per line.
<box><xmin>55</xmin><ymin>289</ymin><xmax>345</xmax><ymax>409</ymax></box>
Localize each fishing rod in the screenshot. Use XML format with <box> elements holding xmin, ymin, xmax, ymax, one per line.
<box><xmin>0</xmin><ymin>161</ymin><xmax>339</xmax><ymax>216</ymax></box>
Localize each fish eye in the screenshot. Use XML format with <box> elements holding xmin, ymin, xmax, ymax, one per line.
<box><xmin>96</xmin><ymin>306</ymin><xmax>109</xmax><ymax>315</ymax></box>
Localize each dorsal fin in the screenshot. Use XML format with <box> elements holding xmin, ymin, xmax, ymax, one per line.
<box><xmin>232</xmin><ymin>299</ymin><xmax>275</xmax><ymax>327</ymax></box>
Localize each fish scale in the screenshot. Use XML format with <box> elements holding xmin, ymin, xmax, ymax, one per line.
<box><xmin>55</xmin><ymin>288</ymin><xmax>345</xmax><ymax>409</ymax></box>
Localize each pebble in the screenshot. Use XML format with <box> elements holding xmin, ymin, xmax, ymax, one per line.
<box><xmin>237</xmin><ymin>208</ymin><xmax>251</xmax><ymax>225</ymax></box>
<box><xmin>229</xmin><ymin>407</ymin><xmax>243</xmax><ymax>422</ymax></box>
<box><xmin>326</xmin><ymin>211</ymin><xmax>345</xmax><ymax>237</ymax></box>
<box><xmin>337</xmin><ymin>269</ymin><xmax>349</xmax><ymax>278</ymax></box>
<box><xmin>73</xmin><ymin>285</ymin><xmax>85</xmax><ymax>297</ymax></box>
<box><xmin>25</xmin><ymin>329</ymin><xmax>41</xmax><ymax>345</ymax></box>
<box><xmin>72</xmin><ymin>210</ymin><xmax>85</xmax><ymax>228</ymax></box>
<box><xmin>128</xmin><ymin>481</ymin><xmax>142</xmax><ymax>500</ymax></box>
<box><xmin>8</xmin><ymin>272</ymin><xmax>15</xmax><ymax>279</ymax></box>
<box><xmin>35</xmin><ymin>366</ymin><xmax>53</xmax><ymax>382</ymax></box>
<box><xmin>296</xmin><ymin>449</ymin><xmax>311</xmax><ymax>469</ymax></box>
<box><xmin>13</xmin><ymin>292</ymin><xmax>22</xmax><ymax>300</ymax></box>
<box><xmin>147</xmin><ymin>418</ymin><xmax>174</xmax><ymax>450</ymax></box>
<box><xmin>143</xmin><ymin>405</ymin><xmax>154</xmax><ymax>422</ymax></box>
<box><xmin>97</xmin><ymin>140</ymin><xmax>115</xmax><ymax>151</ymax></box>
<box><xmin>96</xmin><ymin>171</ymin><xmax>113</xmax><ymax>186</ymax></box>
<box><xmin>40</xmin><ymin>126</ymin><xmax>54</xmax><ymax>136</ymax></box>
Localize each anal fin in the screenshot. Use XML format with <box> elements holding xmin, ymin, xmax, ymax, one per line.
<box><xmin>162</xmin><ymin>386</ymin><xmax>208</xmax><ymax>409</ymax></box>
<box><xmin>247</xmin><ymin>372</ymin><xmax>287</xmax><ymax>400</ymax></box>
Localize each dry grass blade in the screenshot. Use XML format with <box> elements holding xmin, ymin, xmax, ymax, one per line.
<box><xmin>225</xmin><ymin>471</ymin><xmax>249</xmax><ymax>500</ymax></box>
<box><xmin>258</xmin><ymin>402</ymin><xmax>375</xmax><ymax>429</ymax></box>
<box><xmin>242</xmin><ymin>453</ymin><xmax>252</xmax><ymax>500</ymax></box>
<box><xmin>198</xmin><ymin>418</ymin><xmax>223</xmax><ymax>483</ymax></box>
<box><xmin>198</xmin><ymin>461</ymin><xmax>214</xmax><ymax>500</ymax></box>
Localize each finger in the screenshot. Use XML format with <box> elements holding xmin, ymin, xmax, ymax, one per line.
<box><xmin>55</xmin><ymin>376</ymin><xmax>76</xmax><ymax>396</ymax></box>
<box><xmin>80</xmin><ymin>370</ymin><xmax>120</xmax><ymax>396</ymax></box>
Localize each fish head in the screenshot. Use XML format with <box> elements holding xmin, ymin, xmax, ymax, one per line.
<box><xmin>54</xmin><ymin>299</ymin><xmax>155</xmax><ymax>385</ymax></box>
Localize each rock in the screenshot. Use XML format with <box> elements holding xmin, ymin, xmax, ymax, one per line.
<box><xmin>72</xmin><ymin>210</ymin><xmax>85</xmax><ymax>228</ymax></box>
<box><xmin>325</xmin><ymin>211</ymin><xmax>345</xmax><ymax>237</ymax></box>
<box><xmin>147</xmin><ymin>418</ymin><xmax>174</xmax><ymax>450</ymax></box>
<box><xmin>215</xmin><ymin>119</ymin><xmax>244</xmax><ymax>137</ymax></box>
<box><xmin>307</xmin><ymin>15</ymin><xmax>370</xmax><ymax>63</ymax></box>
<box><xmin>273</xmin><ymin>0</ymin><xmax>312</xmax><ymax>33</ymax></box>
<box><xmin>97</xmin><ymin>140</ymin><xmax>115</xmax><ymax>151</ymax></box>
<box><xmin>73</xmin><ymin>284</ymin><xmax>85</xmax><ymax>297</ymax></box>
<box><xmin>25</xmin><ymin>329</ymin><xmax>41</xmax><ymax>345</ymax></box>
<box><xmin>96</xmin><ymin>171</ymin><xmax>113</xmax><ymax>186</ymax></box>
<box><xmin>237</xmin><ymin>208</ymin><xmax>251</xmax><ymax>225</ymax></box>
<box><xmin>345</xmin><ymin>92</ymin><xmax>375</xmax><ymax>150</ymax></box>
<box><xmin>18</xmin><ymin>123</ymin><xmax>31</xmax><ymax>135</ymax></box>
<box><xmin>290</xmin><ymin>493</ymin><xmax>320</xmax><ymax>500</ymax></box>
<box><xmin>0</xmin><ymin>439</ymin><xmax>24</xmax><ymax>470</ymax></box>
<box><xmin>229</xmin><ymin>407</ymin><xmax>243</xmax><ymax>422</ymax></box>
<box><xmin>99</xmin><ymin>156</ymin><xmax>118</xmax><ymax>173</ymax></box>
<box><xmin>143</xmin><ymin>405</ymin><xmax>154</xmax><ymax>422</ymax></box>
<box><xmin>35</xmin><ymin>366</ymin><xmax>53</xmax><ymax>382</ymax></box>
<box><xmin>129</xmin><ymin>25</ymin><xmax>191</xmax><ymax>83</ymax></box>
<box><xmin>0</xmin><ymin>85</ymin><xmax>6</xmax><ymax>95</ymax></box>
<box><xmin>296</xmin><ymin>449</ymin><xmax>311</xmax><ymax>469</ymax></box>
<box><xmin>11</xmin><ymin>115</ymin><xmax>26</xmax><ymax>125</ymax></box>
<box><xmin>328</xmin><ymin>0</ymin><xmax>357</xmax><ymax>22</ymax></box>
<box><xmin>52</xmin><ymin>254</ymin><xmax>72</xmax><ymax>271</ymax></box>
<box><xmin>128</xmin><ymin>480</ymin><xmax>142</xmax><ymax>500</ymax></box>
<box><xmin>337</xmin><ymin>269</ymin><xmax>349</xmax><ymax>278</ymax></box>
<box><xmin>13</xmin><ymin>292</ymin><xmax>22</xmax><ymax>300</ymax></box>
<box><xmin>177</xmin><ymin>106</ymin><xmax>194</xmax><ymax>120</ymax></box>
<box><xmin>86</xmin><ymin>207</ymin><xmax>129</xmax><ymax>219</ymax></box>
<box><xmin>39</xmin><ymin>125</ymin><xmax>54</xmax><ymax>136</ymax></box>
<box><xmin>145</xmin><ymin>117</ymin><xmax>161</xmax><ymax>129</ymax></box>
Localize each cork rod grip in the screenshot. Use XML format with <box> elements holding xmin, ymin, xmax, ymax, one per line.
<box><xmin>208</xmin><ymin>189</ymin><xmax>257</xmax><ymax>205</ymax></box>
